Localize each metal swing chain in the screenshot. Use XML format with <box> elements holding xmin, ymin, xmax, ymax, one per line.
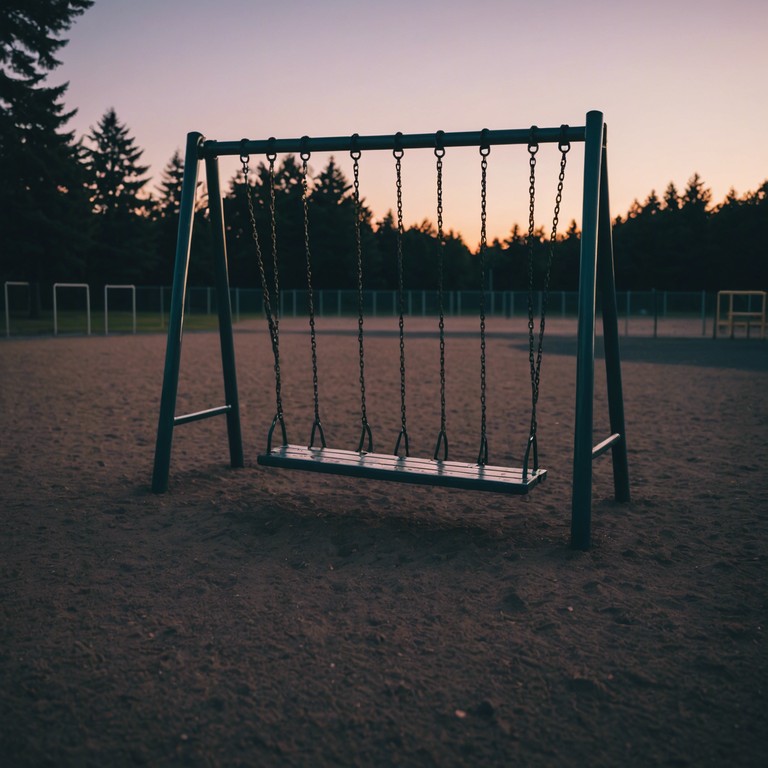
<box><xmin>433</xmin><ymin>134</ymin><xmax>449</xmax><ymax>462</ymax></box>
<box><xmin>301</xmin><ymin>146</ymin><xmax>326</xmax><ymax>449</ymax></box>
<box><xmin>393</xmin><ymin>139</ymin><xmax>410</xmax><ymax>458</ymax></box>
<box><xmin>240</xmin><ymin>147</ymin><xmax>287</xmax><ymax>450</ymax></box>
<box><xmin>477</xmin><ymin>137</ymin><xmax>490</xmax><ymax>466</ymax></box>
<box><xmin>524</xmin><ymin>125</ymin><xmax>570</xmax><ymax>476</ymax></box>
<box><xmin>351</xmin><ymin>143</ymin><xmax>373</xmax><ymax>452</ymax></box>
<box><xmin>267</xmin><ymin>145</ymin><xmax>280</xmax><ymax>322</ymax></box>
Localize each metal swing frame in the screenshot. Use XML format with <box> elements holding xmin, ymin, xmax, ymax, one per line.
<box><xmin>151</xmin><ymin>110</ymin><xmax>630</xmax><ymax>550</ymax></box>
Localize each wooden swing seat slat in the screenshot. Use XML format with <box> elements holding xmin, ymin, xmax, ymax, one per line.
<box><xmin>257</xmin><ymin>444</ymin><xmax>546</xmax><ymax>494</ymax></box>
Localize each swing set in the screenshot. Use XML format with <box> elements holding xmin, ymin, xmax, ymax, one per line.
<box><xmin>151</xmin><ymin>110</ymin><xmax>630</xmax><ymax>550</ymax></box>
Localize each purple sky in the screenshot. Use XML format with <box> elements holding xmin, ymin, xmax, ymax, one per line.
<box><xmin>53</xmin><ymin>0</ymin><xmax>768</xmax><ymax>249</ymax></box>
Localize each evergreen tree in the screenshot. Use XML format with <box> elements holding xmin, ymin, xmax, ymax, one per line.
<box><xmin>82</xmin><ymin>108</ymin><xmax>153</xmax><ymax>283</ymax></box>
<box><xmin>309</xmin><ymin>156</ymin><xmax>359</xmax><ymax>289</ymax></box>
<box><xmin>0</xmin><ymin>0</ymin><xmax>93</xmax><ymax>310</ymax></box>
<box><xmin>155</xmin><ymin>149</ymin><xmax>184</xmax><ymax>219</ymax></box>
<box><xmin>677</xmin><ymin>173</ymin><xmax>714</xmax><ymax>288</ymax></box>
<box><xmin>152</xmin><ymin>149</ymin><xmax>185</xmax><ymax>284</ymax></box>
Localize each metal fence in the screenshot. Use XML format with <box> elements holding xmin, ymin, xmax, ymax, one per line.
<box><xmin>3</xmin><ymin>282</ymin><xmax>764</xmax><ymax>339</ymax></box>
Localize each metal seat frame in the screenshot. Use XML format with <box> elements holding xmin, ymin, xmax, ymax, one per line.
<box><xmin>258</xmin><ymin>444</ymin><xmax>547</xmax><ymax>494</ymax></box>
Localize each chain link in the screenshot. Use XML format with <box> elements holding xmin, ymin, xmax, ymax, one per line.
<box><xmin>267</xmin><ymin>148</ymin><xmax>280</xmax><ymax>321</ymax></box>
<box><xmin>523</xmin><ymin>125</ymin><xmax>570</xmax><ymax>477</ymax></box>
<box><xmin>393</xmin><ymin>141</ymin><xmax>410</xmax><ymax>458</ymax></box>
<box><xmin>433</xmin><ymin>137</ymin><xmax>448</xmax><ymax>461</ymax></box>
<box><xmin>351</xmin><ymin>146</ymin><xmax>373</xmax><ymax>452</ymax></box>
<box><xmin>478</xmin><ymin>139</ymin><xmax>490</xmax><ymax>466</ymax></box>
<box><xmin>240</xmin><ymin>150</ymin><xmax>287</xmax><ymax>449</ymax></box>
<box><xmin>301</xmin><ymin>148</ymin><xmax>326</xmax><ymax>449</ymax></box>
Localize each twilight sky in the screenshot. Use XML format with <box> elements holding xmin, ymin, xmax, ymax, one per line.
<box><xmin>53</xmin><ymin>0</ymin><xmax>768</xmax><ymax>249</ymax></box>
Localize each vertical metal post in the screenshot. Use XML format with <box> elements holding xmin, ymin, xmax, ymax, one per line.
<box><xmin>152</xmin><ymin>133</ymin><xmax>204</xmax><ymax>493</ymax></box>
<box><xmin>206</xmin><ymin>154</ymin><xmax>244</xmax><ymax>471</ymax></box>
<box><xmin>597</xmin><ymin>145</ymin><xmax>630</xmax><ymax>506</ymax></box>
<box><xmin>571</xmin><ymin>110</ymin><xmax>604</xmax><ymax>550</ymax></box>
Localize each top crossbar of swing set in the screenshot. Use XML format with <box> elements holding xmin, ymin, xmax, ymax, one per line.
<box><xmin>201</xmin><ymin>125</ymin><xmax>587</xmax><ymax>159</ymax></box>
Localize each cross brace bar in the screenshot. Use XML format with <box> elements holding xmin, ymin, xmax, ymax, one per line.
<box><xmin>204</xmin><ymin>125</ymin><xmax>587</xmax><ymax>159</ymax></box>
<box><xmin>173</xmin><ymin>405</ymin><xmax>232</xmax><ymax>426</ymax></box>
<box><xmin>591</xmin><ymin>433</ymin><xmax>622</xmax><ymax>460</ymax></box>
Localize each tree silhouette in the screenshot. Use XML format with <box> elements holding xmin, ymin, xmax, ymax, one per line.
<box><xmin>151</xmin><ymin>150</ymin><xmax>185</xmax><ymax>284</ymax></box>
<box><xmin>82</xmin><ymin>108</ymin><xmax>153</xmax><ymax>283</ymax></box>
<box><xmin>0</xmin><ymin>0</ymin><xmax>94</xmax><ymax>311</ymax></box>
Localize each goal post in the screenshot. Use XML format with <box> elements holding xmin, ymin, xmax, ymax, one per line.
<box><xmin>104</xmin><ymin>284</ymin><xmax>137</xmax><ymax>335</ymax></box>
<box><xmin>53</xmin><ymin>283</ymin><xmax>91</xmax><ymax>336</ymax></box>
<box><xmin>4</xmin><ymin>281</ymin><xmax>30</xmax><ymax>337</ymax></box>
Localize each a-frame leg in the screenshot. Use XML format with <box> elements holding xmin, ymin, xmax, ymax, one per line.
<box><xmin>152</xmin><ymin>132</ymin><xmax>203</xmax><ymax>493</ymax></box>
<box><xmin>571</xmin><ymin>111</ymin><xmax>630</xmax><ymax>550</ymax></box>
<box><xmin>151</xmin><ymin>133</ymin><xmax>243</xmax><ymax>493</ymax></box>
<box><xmin>205</xmin><ymin>154</ymin><xmax>244</xmax><ymax>472</ymax></box>
<box><xmin>597</xmin><ymin>145</ymin><xmax>630</xmax><ymax>506</ymax></box>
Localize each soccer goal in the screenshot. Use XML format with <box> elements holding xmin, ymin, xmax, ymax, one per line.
<box><xmin>104</xmin><ymin>284</ymin><xmax>137</xmax><ymax>335</ymax></box>
<box><xmin>53</xmin><ymin>283</ymin><xmax>91</xmax><ymax>336</ymax></box>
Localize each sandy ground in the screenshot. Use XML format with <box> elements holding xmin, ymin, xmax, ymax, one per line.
<box><xmin>1</xmin><ymin>316</ymin><xmax>766</xmax><ymax>767</ymax></box>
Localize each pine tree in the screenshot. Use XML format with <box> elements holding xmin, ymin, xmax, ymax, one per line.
<box><xmin>152</xmin><ymin>150</ymin><xmax>185</xmax><ymax>284</ymax></box>
<box><xmin>83</xmin><ymin>108</ymin><xmax>153</xmax><ymax>283</ymax></box>
<box><xmin>0</xmin><ymin>0</ymin><xmax>94</xmax><ymax>310</ymax></box>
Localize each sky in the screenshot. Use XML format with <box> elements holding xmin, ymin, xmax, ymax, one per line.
<box><xmin>52</xmin><ymin>0</ymin><xmax>768</xmax><ymax>250</ymax></box>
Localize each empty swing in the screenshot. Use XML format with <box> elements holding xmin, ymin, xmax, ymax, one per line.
<box><xmin>243</xmin><ymin>130</ymin><xmax>572</xmax><ymax>495</ymax></box>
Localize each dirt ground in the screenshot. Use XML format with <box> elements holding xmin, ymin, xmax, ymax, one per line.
<box><xmin>1</xmin><ymin>317</ymin><xmax>766</xmax><ymax>767</ymax></box>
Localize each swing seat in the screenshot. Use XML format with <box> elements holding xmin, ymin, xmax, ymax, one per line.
<box><xmin>257</xmin><ymin>445</ymin><xmax>546</xmax><ymax>494</ymax></box>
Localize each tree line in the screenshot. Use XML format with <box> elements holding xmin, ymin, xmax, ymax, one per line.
<box><xmin>2</xmin><ymin>1</ymin><xmax>766</xmax><ymax>313</ymax></box>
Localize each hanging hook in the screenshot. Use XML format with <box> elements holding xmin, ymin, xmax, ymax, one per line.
<box><xmin>266</xmin><ymin>413</ymin><xmax>288</xmax><ymax>452</ymax></box>
<box><xmin>433</xmin><ymin>430</ymin><xmax>448</xmax><ymax>462</ymax></box>
<box><xmin>239</xmin><ymin>138</ymin><xmax>250</xmax><ymax>171</ymax></box>
<box><xmin>434</xmin><ymin>129</ymin><xmax>446</xmax><ymax>158</ymax></box>
<box><xmin>479</xmin><ymin>128</ymin><xmax>491</xmax><ymax>156</ymax></box>
<box><xmin>300</xmin><ymin>135</ymin><xmax>311</xmax><ymax>162</ymax></box>
<box><xmin>357</xmin><ymin>422</ymin><xmax>373</xmax><ymax>453</ymax></box>
<box><xmin>308</xmin><ymin>418</ymin><xmax>326</xmax><ymax>450</ymax></box>
<box><xmin>350</xmin><ymin>132</ymin><xmax>361</xmax><ymax>160</ymax></box>
<box><xmin>477</xmin><ymin>434</ymin><xmax>488</xmax><ymax>467</ymax></box>
<box><xmin>266</xmin><ymin>136</ymin><xmax>277</xmax><ymax>162</ymax></box>
<box><xmin>528</xmin><ymin>125</ymin><xmax>539</xmax><ymax>156</ymax></box>
<box><xmin>558</xmin><ymin>124</ymin><xmax>571</xmax><ymax>154</ymax></box>
<box><xmin>393</xmin><ymin>131</ymin><xmax>404</xmax><ymax>159</ymax></box>
<box><xmin>394</xmin><ymin>428</ymin><xmax>409</xmax><ymax>459</ymax></box>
